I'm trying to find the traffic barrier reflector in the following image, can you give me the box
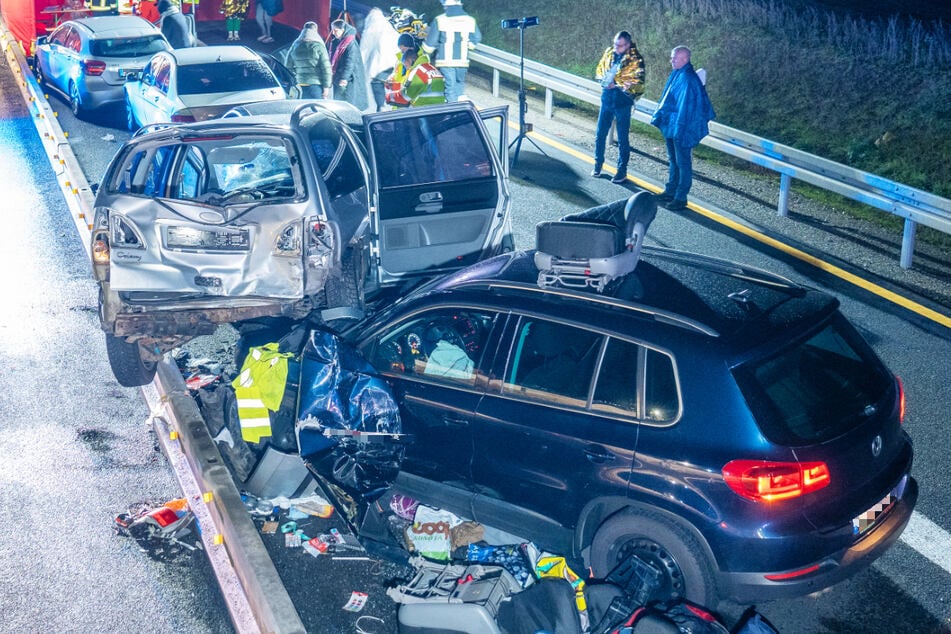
[169,430,179,440]
[213,534,224,546]
[203,491,214,503]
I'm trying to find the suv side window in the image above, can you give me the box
[644,347,679,421]
[370,110,494,187]
[367,308,496,385]
[591,337,680,422]
[504,318,602,406]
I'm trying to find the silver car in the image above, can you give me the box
[124,45,286,131]
[91,100,513,387]
[33,15,170,117]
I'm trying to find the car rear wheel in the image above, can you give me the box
[68,81,84,118]
[34,65,46,89]
[589,510,717,607]
[126,100,139,132]
[105,333,157,387]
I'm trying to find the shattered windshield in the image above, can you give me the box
[109,135,302,205]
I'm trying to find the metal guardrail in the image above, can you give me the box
[1,20,305,634]
[470,44,951,269]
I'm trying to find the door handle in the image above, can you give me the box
[415,202,443,214]
[584,445,616,464]
[442,416,469,428]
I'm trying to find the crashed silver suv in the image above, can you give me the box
[91,100,512,387]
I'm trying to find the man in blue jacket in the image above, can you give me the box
[651,46,715,211]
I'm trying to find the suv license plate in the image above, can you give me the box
[166,226,250,251]
[852,488,898,536]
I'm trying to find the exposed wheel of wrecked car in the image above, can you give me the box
[321,248,365,323]
[589,510,717,607]
[105,333,157,387]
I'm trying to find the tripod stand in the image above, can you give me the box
[504,17,547,168]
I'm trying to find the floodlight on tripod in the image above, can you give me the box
[501,16,547,168]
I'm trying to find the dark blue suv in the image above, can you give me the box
[292,195,917,607]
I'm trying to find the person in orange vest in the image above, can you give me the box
[384,34,427,108]
[398,48,446,106]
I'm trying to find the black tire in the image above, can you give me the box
[589,510,718,607]
[322,247,365,323]
[68,81,84,118]
[105,333,157,387]
[126,99,139,133]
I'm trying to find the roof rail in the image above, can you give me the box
[476,279,721,338]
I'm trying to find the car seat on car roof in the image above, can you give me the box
[535,192,657,292]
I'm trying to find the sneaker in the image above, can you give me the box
[655,191,675,203]
[257,34,268,41]
[666,199,688,210]
[261,36,275,43]
[590,167,602,177]
[611,172,628,184]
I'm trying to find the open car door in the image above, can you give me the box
[363,103,512,288]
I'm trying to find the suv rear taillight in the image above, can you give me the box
[723,460,830,502]
[171,111,196,123]
[82,60,106,76]
[897,377,905,424]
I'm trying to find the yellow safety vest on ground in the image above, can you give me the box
[232,343,293,444]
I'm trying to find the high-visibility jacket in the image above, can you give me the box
[232,343,293,443]
[422,8,480,68]
[384,51,430,107]
[400,61,446,106]
[85,0,119,13]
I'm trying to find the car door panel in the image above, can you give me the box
[471,317,640,528]
[359,307,503,487]
[363,104,511,286]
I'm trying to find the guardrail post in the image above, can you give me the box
[778,173,791,217]
[492,69,500,97]
[545,88,553,119]
[901,219,917,269]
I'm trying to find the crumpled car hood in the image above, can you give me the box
[296,330,404,500]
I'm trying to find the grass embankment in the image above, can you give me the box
[368,0,951,246]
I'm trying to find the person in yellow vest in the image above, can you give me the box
[399,48,446,106]
[384,34,426,108]
[85,0,119,14]
[220,0,249,41]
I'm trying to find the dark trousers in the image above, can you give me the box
[664,138,694,201]
[594,88,633,173]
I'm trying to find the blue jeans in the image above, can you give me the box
[664,138,693,200]
[299,84,323,99]
[440,67,468,102]
[594,88,633,172]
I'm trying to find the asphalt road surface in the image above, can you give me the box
[0,44,233,633]
[6,22,950,633]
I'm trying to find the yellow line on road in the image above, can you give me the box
[516,127,951,330]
